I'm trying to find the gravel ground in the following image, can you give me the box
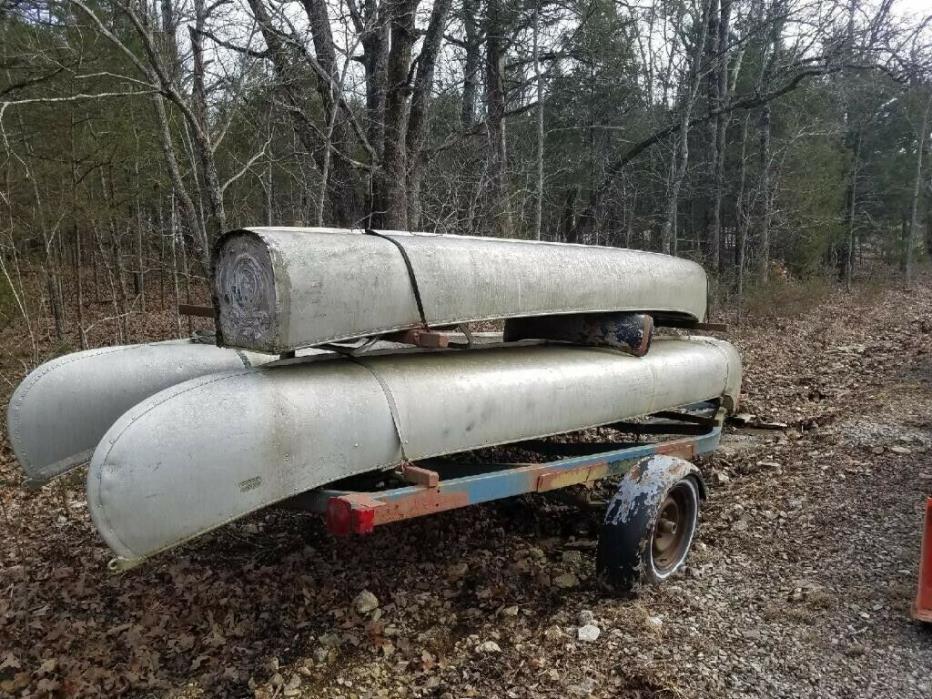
[1,278,931,697]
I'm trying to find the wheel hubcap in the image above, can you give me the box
[652,485,693,574]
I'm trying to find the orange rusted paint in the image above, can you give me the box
[913,497,932,623]
[372,488,471,525]
[326,493,385,535]
[536,462,609,492]
[656,439,697,460]
[396,463,440,488]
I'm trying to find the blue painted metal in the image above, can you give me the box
[303,402,725,533]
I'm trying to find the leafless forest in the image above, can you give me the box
[0,0,930,353]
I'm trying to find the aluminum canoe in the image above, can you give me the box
[87,336,741,567]
[6,339,275,485]
[211,227,709,353]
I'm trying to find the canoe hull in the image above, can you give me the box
[212,228,709,352]
[88,337,740,564]
[6,340,273,484]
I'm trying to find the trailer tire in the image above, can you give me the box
[597,455,704,592]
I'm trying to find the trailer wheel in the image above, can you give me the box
[597,455,704,591]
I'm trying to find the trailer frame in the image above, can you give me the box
[294,401,725,536]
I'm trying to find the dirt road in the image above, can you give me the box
[1,279,931,697]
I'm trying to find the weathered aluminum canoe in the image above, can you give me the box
[88,336,740,566]
[212,227,709,353]
[6,339,275,485]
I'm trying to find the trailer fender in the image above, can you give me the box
[597,455,706,590]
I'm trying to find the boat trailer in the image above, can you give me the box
[294,401,725,590]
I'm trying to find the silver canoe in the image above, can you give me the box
[212,227,709,353]
[6,339,275,485]
[88,337,740,566]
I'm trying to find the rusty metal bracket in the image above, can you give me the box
[326,493,385,536]
[395,463,440,488]
[536,461,609,492]
[383,328,450,348]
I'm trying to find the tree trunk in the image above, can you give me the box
[302,0,360,225]
[757,108,773,281]
[360,0,390,170]
[70,99,86,349]
[905,92,930,283]
[704,0,720,267]
[461,0,481,129]
[532,0,544,241]
[661,0,712,254]
[845,131,860,291]
[485,0,512,237]
[375,0,420,229]
[189,0,226,239]
[708,0,731,273]
[406,0,453,229]
[758,0,784,283]
[735,114,750,321]
[246,0,327,219]
[148,0,205,265]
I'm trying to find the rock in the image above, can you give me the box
[476,640,501,653]
[561,550,584,565]
[577,610,595,626]
[713,470,731,485]
[527,547,546,560]
[568,678,597,696]
[553,572,579,589]
[270,673,284,687]
[319,632,342,648]
[354,590,379,615]
[283,674,302,696]
[890,446,912,455]
[577,624,600,642]
[647,615,663,629]
[845,642,866,657]
[313,647,329,663]
[543,625,564,641]
[502,606,520,617]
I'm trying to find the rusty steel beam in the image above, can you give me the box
[312,408,724,535]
